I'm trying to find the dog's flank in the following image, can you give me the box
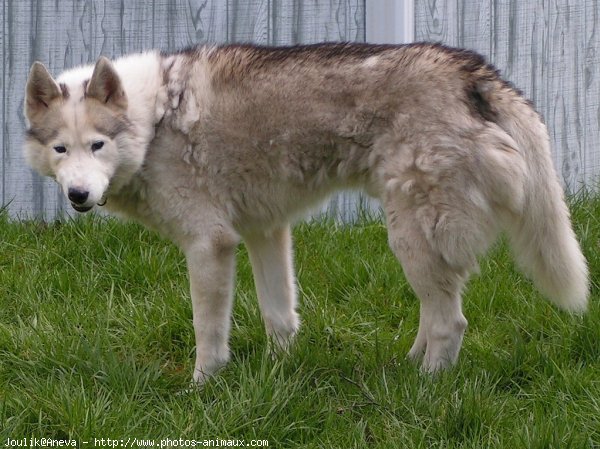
[23,42,589,384]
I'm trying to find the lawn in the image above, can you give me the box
[0,196,599,448]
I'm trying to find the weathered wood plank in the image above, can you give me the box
[187,0,229,44]
[290,0,364,43]
[584,0,600,187]
[5,0,71,219]
[546,1,586,188]
[228,0,271,44]
[1,0,5,207]
[457,0,492,54]
[415,0,459,45]
[269,1,298,45]
[108,1,153,54]
[149,0,231,50]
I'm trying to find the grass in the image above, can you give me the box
[0,196,599,448]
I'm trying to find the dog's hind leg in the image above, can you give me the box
[386,210,470,373]
[245,225,300,351]
[184,228,240,385]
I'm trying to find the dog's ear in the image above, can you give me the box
[86,56,127,110]
[25,62,62,121]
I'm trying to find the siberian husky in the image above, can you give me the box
[24,43,589,384]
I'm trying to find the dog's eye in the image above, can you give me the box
[53,145,67,154]
[91,141,104,151]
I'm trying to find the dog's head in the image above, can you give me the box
[24,57,141,213]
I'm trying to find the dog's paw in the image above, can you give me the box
[265,311,300,356]
[193,352,230,385]
[407,336,426,362]
[420,355,453,374]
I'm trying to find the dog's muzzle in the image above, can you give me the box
[71,203,93,213]
[67,187,97,213]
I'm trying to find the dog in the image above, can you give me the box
[23,42,589,384]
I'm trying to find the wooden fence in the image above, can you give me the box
[2,1,599,220]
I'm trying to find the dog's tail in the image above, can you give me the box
[483,82,589,312]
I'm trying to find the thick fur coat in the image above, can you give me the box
[24,42,589,383]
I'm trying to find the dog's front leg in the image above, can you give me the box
[244,225,300,351]
[184,231,239,385]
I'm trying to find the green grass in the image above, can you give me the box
[0,196,599,448]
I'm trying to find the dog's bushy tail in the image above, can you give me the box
[488,84,589,312]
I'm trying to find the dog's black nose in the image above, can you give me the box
[68,188,89,205]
